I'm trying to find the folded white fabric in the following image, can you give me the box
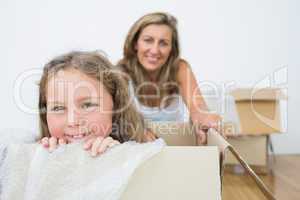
[0,138,165,200]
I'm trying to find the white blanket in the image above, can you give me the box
[0,139,165,200]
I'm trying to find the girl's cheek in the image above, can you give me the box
[47,115,65,138]
[88,115,112,137]
[48,126,64,138]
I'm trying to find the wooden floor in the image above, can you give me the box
[222,155,300,200]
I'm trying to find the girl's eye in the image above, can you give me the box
[81,102,99,110]
[50,106,65,112]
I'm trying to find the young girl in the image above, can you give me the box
[39,51,157,156]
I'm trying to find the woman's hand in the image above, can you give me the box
[83,136,120,157]
[191,112,223,144]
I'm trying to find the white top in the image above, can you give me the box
[128,81,189,122]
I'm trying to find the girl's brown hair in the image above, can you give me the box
[39,51,148,143]
[118,12,181,107]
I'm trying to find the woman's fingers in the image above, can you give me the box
[196,129,207,145]
[194,113,226,138]
[144,130,157,142]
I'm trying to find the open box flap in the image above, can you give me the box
[207,129,276,200]
[230,88,287,101]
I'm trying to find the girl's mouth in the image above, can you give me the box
[65,133,89,141]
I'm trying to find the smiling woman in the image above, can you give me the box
[135,24,172,75]
[118,12,222,144]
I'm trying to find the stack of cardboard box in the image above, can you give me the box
[224,88,287,174]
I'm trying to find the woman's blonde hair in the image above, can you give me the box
[118,12,181,107]
[39,51,147,143]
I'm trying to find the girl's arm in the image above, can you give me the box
[176,60,222,143]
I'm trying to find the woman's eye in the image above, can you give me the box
[160,41,169,47]
[144,38,153,43]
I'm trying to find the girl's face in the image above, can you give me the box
[46,69,113,143]
[135,24,172,76]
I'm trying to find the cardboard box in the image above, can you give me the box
[146,122,197,146]
[224,88,286,174]
[124,122,276,200]
[121,146,221,200]
[230,88,286,135]
[146,122,270,173]
[225,136,268,166]
[224,135,270,174]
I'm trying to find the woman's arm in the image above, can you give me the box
[176,60,210,118]
[176,60,222,143]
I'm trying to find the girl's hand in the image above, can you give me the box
[191,112,223,144]
[83,136,120,157]
[40,137,66,152]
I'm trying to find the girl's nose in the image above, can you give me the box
[67,109,80,127]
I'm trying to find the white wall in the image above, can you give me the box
[0,0,298,154]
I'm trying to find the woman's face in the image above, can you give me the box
[46,69,114,143]
[135,24,172,75]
